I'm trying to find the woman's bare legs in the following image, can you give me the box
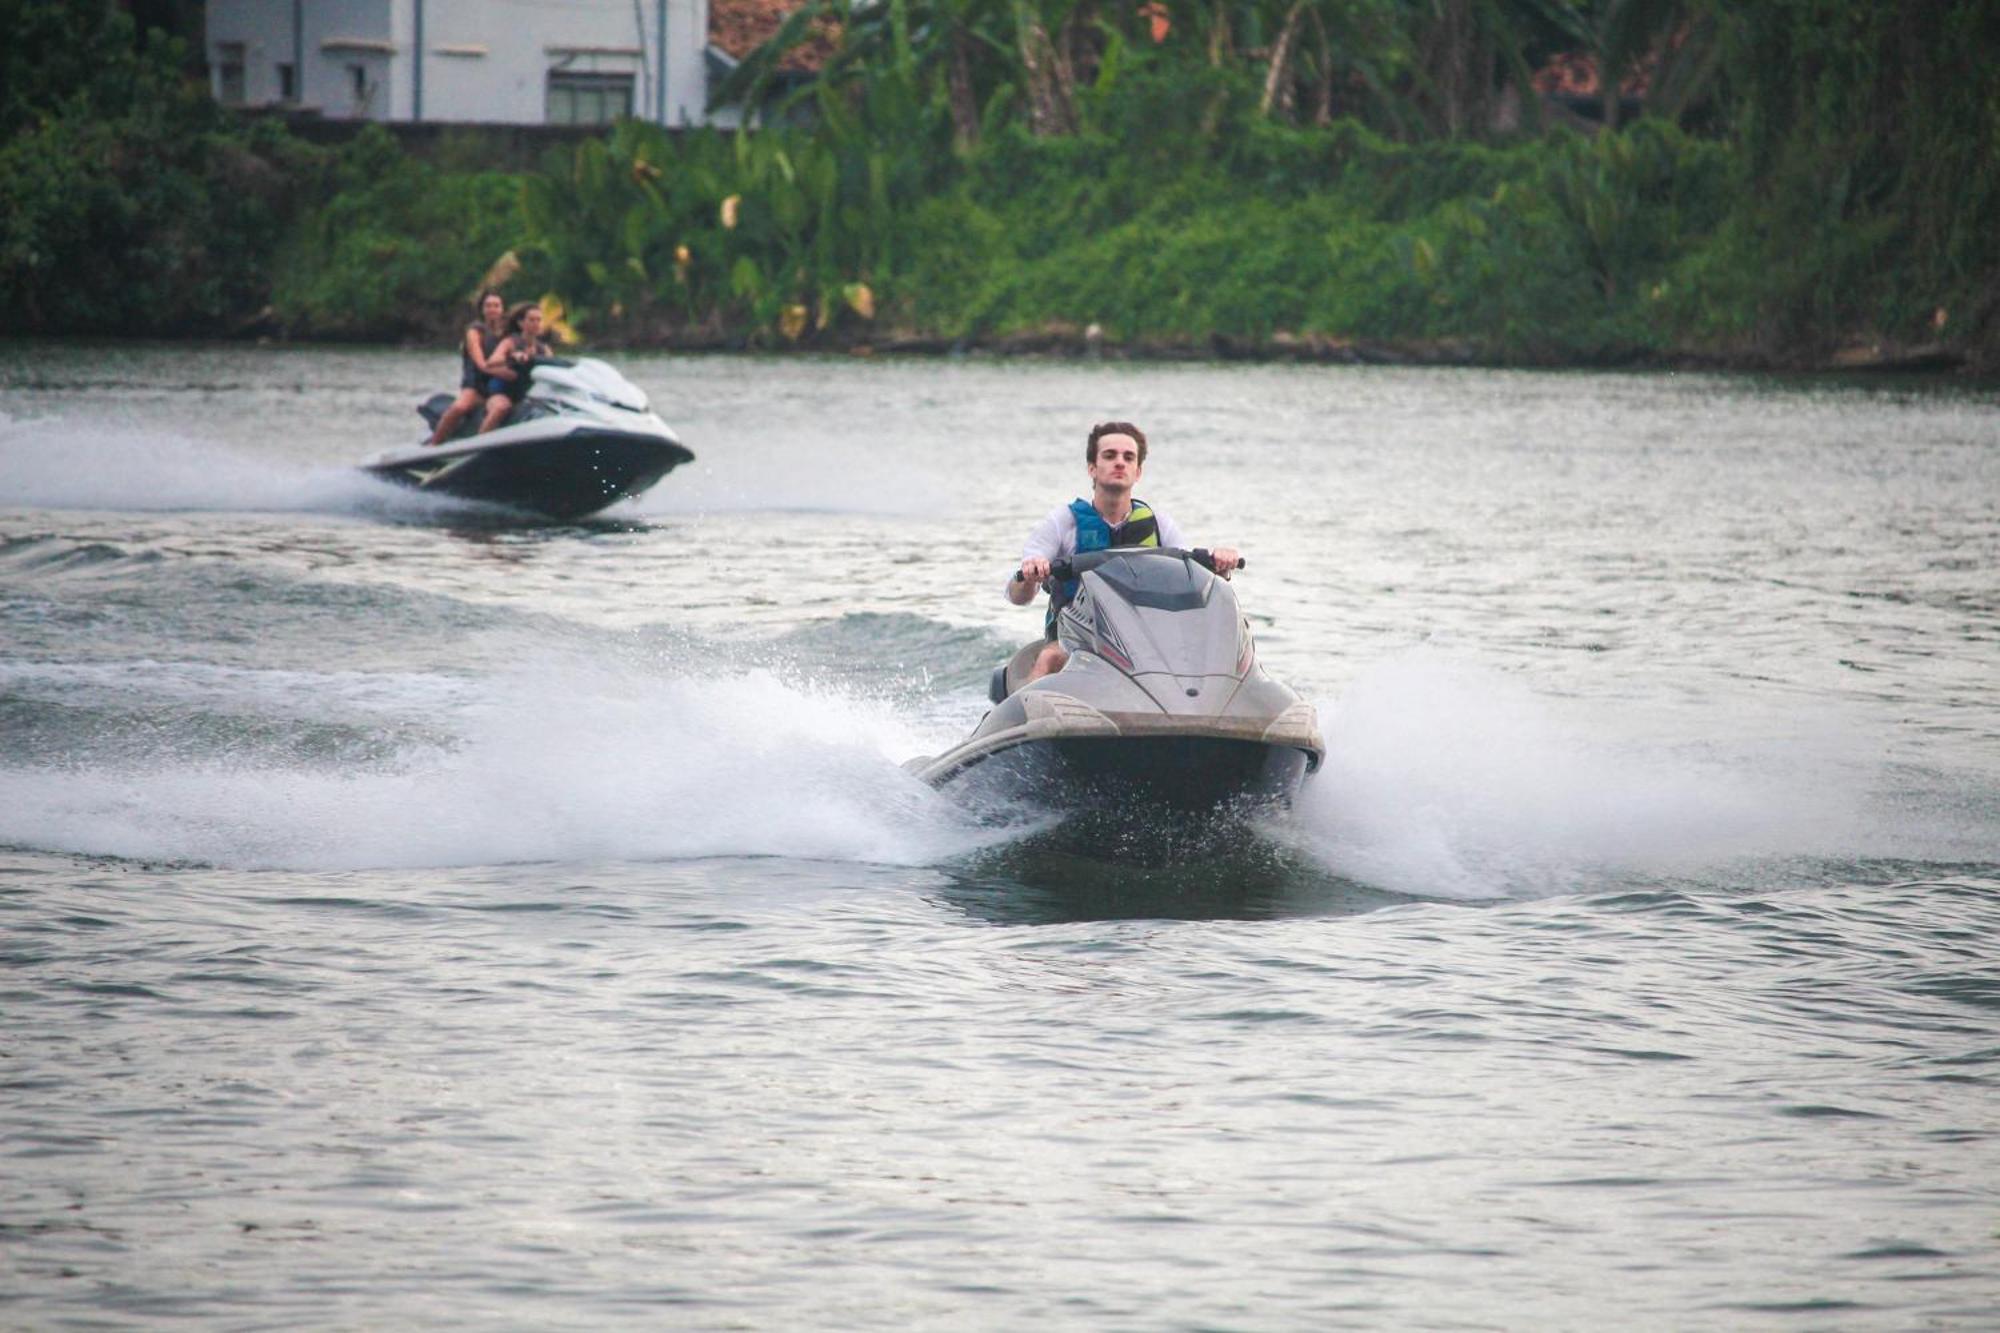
[427,387,485,445]
[477,393,516,434]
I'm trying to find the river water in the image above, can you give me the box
[2,344,1996,1328]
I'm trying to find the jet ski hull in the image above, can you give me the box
[941,733,1312,814]
[364,428,693,520]
[909,549,1324,855]
[369,359,694,520]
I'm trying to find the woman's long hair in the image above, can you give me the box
[504,301,544,338]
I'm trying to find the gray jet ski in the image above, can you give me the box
[907,547,1324,816]
[362,357,693,520]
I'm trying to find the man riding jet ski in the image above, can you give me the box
[1006,421,1241,682]
[906,422,1323,814]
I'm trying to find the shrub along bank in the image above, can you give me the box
[0,4,313,335]
[286,110,1956,372]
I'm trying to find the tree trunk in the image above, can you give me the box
[1016,4,1077,136]
[1065,2,1101,91]
[1421,0,1474,138]
[1473,18,1494,134]
[1259,1,1308,120]
[889,0,915,83]
[1447,0,1469,138]
[1199,3,1234,138]
[1052,9,1080,115]
[948,26,980,149]
[1308,6,1335,125]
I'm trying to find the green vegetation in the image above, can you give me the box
[888,112,1733,361]
[270,127,522,340]
[0,2,521,340]
[5,0,1997,370]
[0,1,313,334]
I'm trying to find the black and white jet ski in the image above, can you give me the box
[907,547,1325,818]
[361,357,694,520]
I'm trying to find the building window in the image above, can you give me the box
[217,42,245,104]
[277,63,297,102]
[348,63,374,111]
[547,71,633,125]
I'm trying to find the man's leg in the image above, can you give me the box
[1025,642,1068,681]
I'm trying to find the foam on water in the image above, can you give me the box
[0,415,475,519]
[6,636,1988,892]
[0,656,472,717]
[1284,648,1987,899]
[0,643,992,871]
[1,583,1988,890]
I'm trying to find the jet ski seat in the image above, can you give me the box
[416,392,456,430]
[989,640,1047,704]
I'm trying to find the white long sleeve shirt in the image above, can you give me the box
[1006,500,1187,599]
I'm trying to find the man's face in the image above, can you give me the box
[1089,434,1143,493]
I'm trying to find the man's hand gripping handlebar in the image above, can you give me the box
[1013,547,1244,587]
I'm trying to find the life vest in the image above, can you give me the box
[1071,497,1159,553]
[1047,497,1159,632]
[460,324,503,389]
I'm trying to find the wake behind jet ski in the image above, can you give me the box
[361,357,693,521]
[907,547,1325,820]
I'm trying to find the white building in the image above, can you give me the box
[206,0,732,126]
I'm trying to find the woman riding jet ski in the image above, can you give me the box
[361,324,693,521]
[906,546,1325,815]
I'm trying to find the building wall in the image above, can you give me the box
[207,0,300,109]
[207,0,716,126]
[316,0,397,119]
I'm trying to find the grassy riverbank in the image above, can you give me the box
[6,2,1996,374]
[262,113,1985,375]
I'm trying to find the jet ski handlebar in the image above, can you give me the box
[1014,547,1243,583]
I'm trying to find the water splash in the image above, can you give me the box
[0,647,988,871]
[0,415,472,519]
[4,627,1989,888]
[1282,649,1946,900]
